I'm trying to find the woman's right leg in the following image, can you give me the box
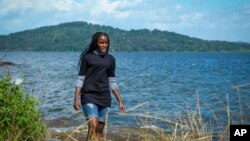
[96,106,108,140]
[82,103,99,141]
[87,118,99,141]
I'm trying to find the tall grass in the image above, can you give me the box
[47,87,247,141]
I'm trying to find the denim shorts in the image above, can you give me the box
[82,103,109,123]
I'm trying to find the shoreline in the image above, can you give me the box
[48,125,167,141]
[48,125,226,141]
[45,117,229,141]
[45,118,167,141]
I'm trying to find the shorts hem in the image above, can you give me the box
[86,114,98,119]
[86,116,106,123]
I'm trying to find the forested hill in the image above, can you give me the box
[0,21,250,52]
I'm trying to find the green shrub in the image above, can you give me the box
[0,76,46,141]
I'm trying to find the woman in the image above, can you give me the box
[74,32,125,141]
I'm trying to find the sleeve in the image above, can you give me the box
[78,55,88,75]
[76,75,85,88]
[108,77,118,90]
[108,57,118,90]
[107,57,115,77]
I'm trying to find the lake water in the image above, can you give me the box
[1,52,250,131]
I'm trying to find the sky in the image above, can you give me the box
[0,0,250,42]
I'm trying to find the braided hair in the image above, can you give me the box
[78,32,110,68]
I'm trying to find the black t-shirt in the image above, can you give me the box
[79,52,115,107]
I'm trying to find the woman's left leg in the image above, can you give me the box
[96,105,108,140]
[96,121,105,140]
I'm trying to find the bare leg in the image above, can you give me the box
[96,122,105,141]
[86,118,99,141]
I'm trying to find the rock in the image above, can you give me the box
[0,61,15,66]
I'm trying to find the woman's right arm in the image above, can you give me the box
[74,86,81,110]
[74,55,87,110]
[74,75,85,110]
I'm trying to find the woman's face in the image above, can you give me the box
[97,35,109,53]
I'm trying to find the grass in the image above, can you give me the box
[48,79,250,141]
[46,88,248,141]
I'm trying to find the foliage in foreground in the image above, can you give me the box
[0,76,46,141]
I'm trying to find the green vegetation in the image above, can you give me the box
[0,21,250,52]
[0,76,46,141]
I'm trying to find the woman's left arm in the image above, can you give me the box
[108,57,125,112]
[112,89,125,113]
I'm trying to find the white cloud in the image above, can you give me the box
[117,0,144,9]
[90,0,143,19]
[90,0,120,16]
[0,0,85,17]
[175,4,182,11]
[32,0,85,13]
[0,0,32,17]
[53,0,75,12]
[179,12,204,25]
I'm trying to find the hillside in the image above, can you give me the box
[0,21,250,52]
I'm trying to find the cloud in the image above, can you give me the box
[179,12,204,25]
[0,0,249,42]
[0,0,31,17]
[90,0,118,16]
[0,0,85,17]
[53,0,77,12]
[175,4,183,11]
[0,0,87,29]
[243,5,250,15]
[0,0,145,34]
[90,0,143,19]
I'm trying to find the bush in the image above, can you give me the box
[0,76,46,141]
